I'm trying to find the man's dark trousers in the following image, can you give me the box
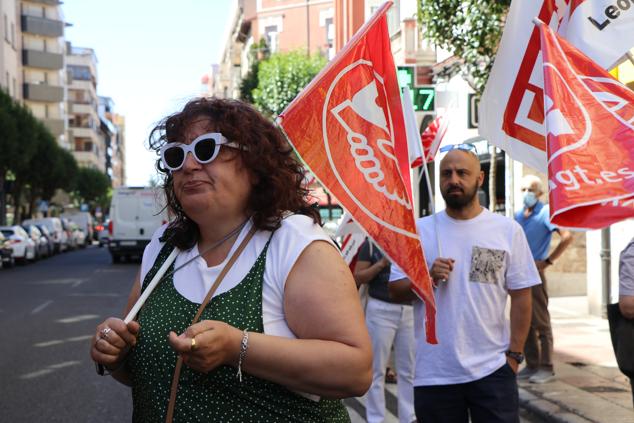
[413,363,519,423]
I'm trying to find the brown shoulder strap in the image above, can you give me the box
[165,226,257,423]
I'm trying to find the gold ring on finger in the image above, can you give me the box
[191,337,197,351]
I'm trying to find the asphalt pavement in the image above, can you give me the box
[0,245,136,422]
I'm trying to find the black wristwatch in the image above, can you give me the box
[505,350,524,364]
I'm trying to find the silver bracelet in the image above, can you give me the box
[236,329,249,382]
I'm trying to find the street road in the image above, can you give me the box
[0,246,136,422]
[0,246,542,422]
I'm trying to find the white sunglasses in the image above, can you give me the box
[160,132,241,171]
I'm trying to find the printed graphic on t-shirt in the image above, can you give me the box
[469,246,506,285]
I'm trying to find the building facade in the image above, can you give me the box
[66,44,104,171]
[0,0,21,100]
[20,0,68,148]
[208,0,335,99]
[110,113,126,188]
[98,96,126,187]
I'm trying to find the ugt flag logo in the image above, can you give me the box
[326,61,412,213]
[278,2,437,343]
[480,0,634,172]
[537,21,634,229]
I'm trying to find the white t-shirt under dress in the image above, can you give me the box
[140,214,333,339]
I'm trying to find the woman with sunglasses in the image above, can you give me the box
[90,97,372,422]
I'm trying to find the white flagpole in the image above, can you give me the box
[124,248,179,324]
[402,87,443,258]
[418,150,443,258]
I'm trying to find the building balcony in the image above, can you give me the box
[23,82,64,103]
[416,47,437,67]
[73,151,104,172]
[69,80,97,99]
[69,102,97,115]
[21,15,64,38]
[42,118,65,136]
[26,0,63,5]
[69,126,99,141]
[22,49,64,70]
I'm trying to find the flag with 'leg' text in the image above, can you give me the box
[480,0,634,173]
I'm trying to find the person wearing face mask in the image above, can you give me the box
[514,174,573,384]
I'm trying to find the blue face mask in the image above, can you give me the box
[523,191,538,208]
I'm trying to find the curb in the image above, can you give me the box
[519,387,594,423]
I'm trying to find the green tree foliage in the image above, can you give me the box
[419,0,511,210]
[252,50,326,116]
[0,88,82,222]
[75,167,110,207]
[0,92,17,225]
[419,0,510,97]
[239,38,271,104]
[239,61,261,104]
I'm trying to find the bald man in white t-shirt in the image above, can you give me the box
[389,145,540,423]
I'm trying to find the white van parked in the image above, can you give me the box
[108,187,168,263]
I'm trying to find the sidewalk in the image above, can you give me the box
[519,296,634,423]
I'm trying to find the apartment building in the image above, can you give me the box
[20,0,68,148]
[0,0,20,99]
[66,44,104,171]
[110,113,126,188]
[210,0,335,99]
[98,96,126,187]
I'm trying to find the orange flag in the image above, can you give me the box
[538,21,634,229]
[278,2,436,343]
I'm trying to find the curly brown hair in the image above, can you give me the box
[148,97,320,250]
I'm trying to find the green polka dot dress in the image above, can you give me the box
[127,240,351,422]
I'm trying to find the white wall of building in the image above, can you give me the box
[586,221,633,315]
[0,0,20,99]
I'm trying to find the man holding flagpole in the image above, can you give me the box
[389,145,540,423]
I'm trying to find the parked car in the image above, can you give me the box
[0,232,15,268]
[61,218,77,250]
[22,217,66,253]
[69,223,87,248]
[62,211,94,244]
[35,224,55,256]
[0,226,36,263]
[108,187,168,263]
[21,224,49,259]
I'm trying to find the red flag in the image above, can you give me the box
[537,21,634,229]
[414,114,448,167]
[335,212,366,272]
[480,0,634,173]
[278,2,436,343]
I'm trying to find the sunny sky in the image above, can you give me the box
[62,0,234,186]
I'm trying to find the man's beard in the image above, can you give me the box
[441,182,479,210]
